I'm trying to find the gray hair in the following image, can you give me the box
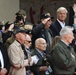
[57,7,68,13]
[60,26,74,37]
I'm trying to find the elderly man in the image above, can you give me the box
[24,34,34,75]
[32,13,53,53]
[30,38,53,75]
[8,29,31,75]
[24,34,32,51]
[51,26,76,75]
[50,7,68,37]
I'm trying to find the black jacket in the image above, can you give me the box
[32,23,53,53]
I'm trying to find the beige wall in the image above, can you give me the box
[0,0,19,22]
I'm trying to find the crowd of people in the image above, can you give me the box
[0,4,76,75]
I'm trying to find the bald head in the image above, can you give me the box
[15,32,26,44]
[35,38,47,51]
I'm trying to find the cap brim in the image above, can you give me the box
[14,29,26,35]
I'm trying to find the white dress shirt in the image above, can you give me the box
[57,19,65,28]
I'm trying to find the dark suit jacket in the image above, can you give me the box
[30,49,53,75]
[0,42,10,75]
[51,40,76,74]
[50,20,67,37]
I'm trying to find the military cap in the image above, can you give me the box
[14,28,27,35]
[40,13,51,19]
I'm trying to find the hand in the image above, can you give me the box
[74,72,76,74]
[42,18,51,24]
[0,68,7,75]
[39,66,48,71]
[73,4,76,15]
[8,23,14,31]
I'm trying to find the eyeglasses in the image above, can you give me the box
[26,40,32,43]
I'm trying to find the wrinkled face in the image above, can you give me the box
[24,37,32,48]
[25,40,32,48]
[15,32,26,44]
[65,32,74,44]
[37,40,47,51]
[57,10,67,22]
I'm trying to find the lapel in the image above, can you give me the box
[33,49,45,66]
[55,20,62,33]
[35,49,43,58]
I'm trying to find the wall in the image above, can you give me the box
[20,0,76,24]
[0,0,19,22]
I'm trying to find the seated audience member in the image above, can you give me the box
[51,26,76,75]
[0,42,10,75]
[8,29,31,75]
[30,38,53,75]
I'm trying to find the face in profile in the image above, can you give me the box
[15,32,26,44]
[45,18,52,29]
[38,39,47,51]
[65,32,74,44]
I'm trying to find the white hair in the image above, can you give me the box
[60,26,74,37]
[57,7,68,13]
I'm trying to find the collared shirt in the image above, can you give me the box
[36,48,44,57]
[61,40,69,46]
[57,19,65,28]
[0,50,4,68]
